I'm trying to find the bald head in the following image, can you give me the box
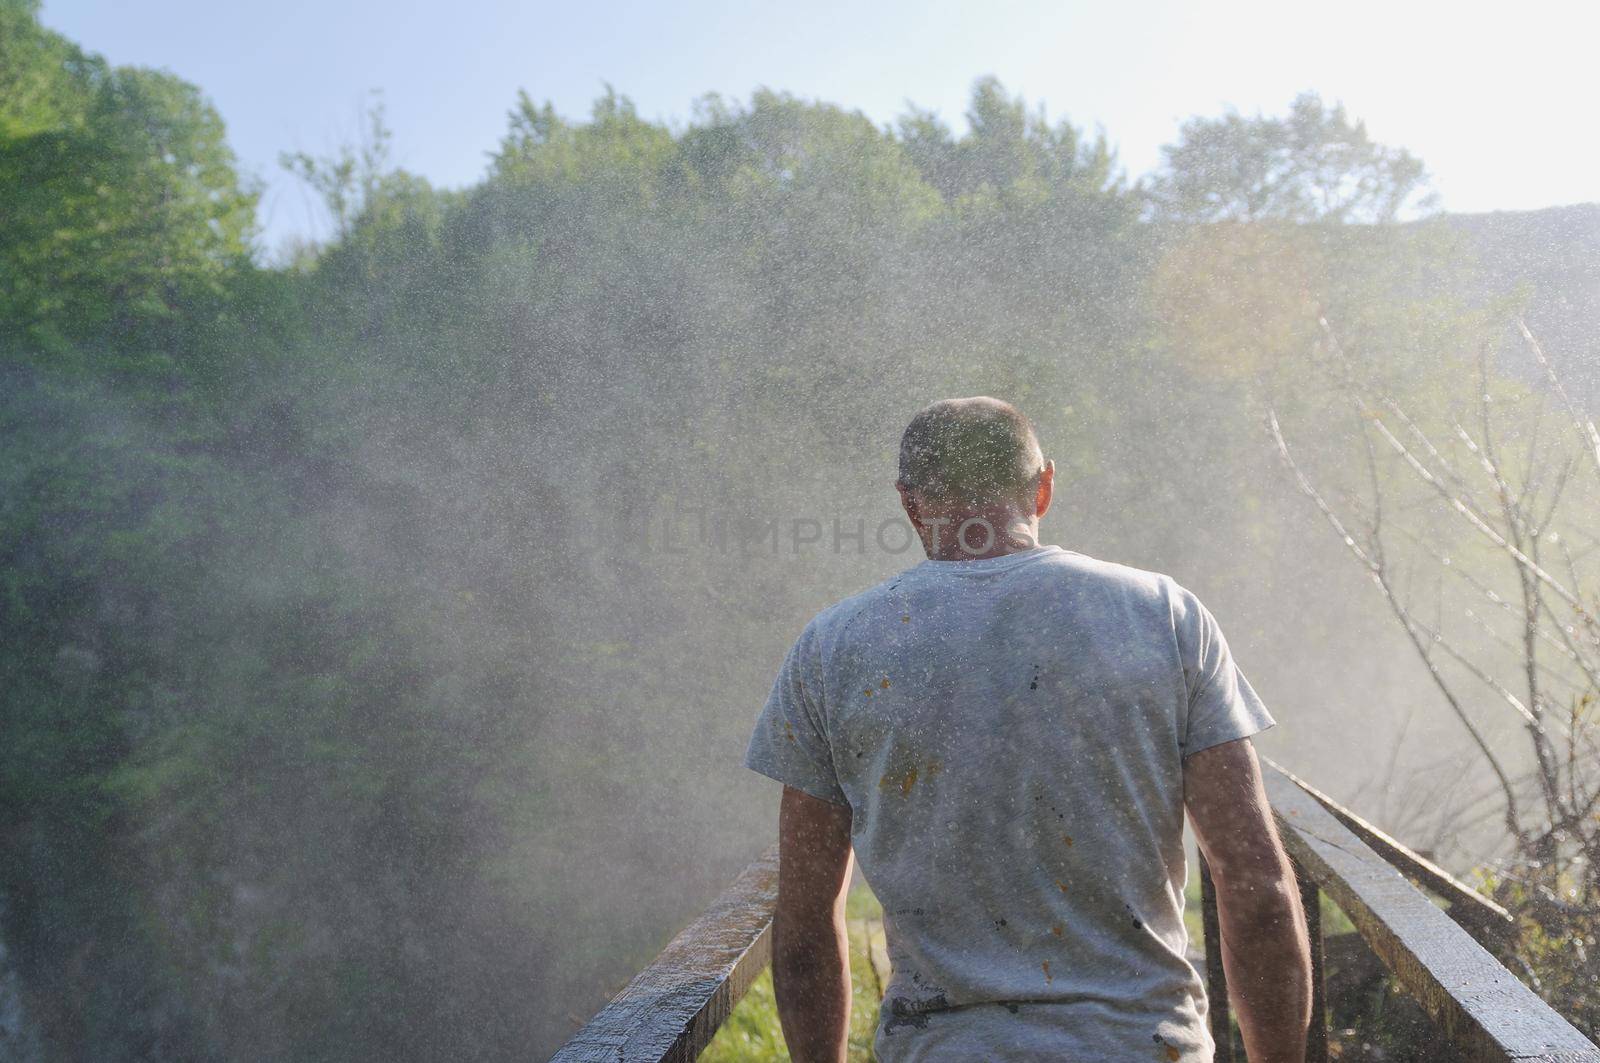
[896,397,1045,507]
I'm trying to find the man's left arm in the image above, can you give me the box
[773,784,854,1063]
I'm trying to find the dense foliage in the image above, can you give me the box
[2,3,1592,1058]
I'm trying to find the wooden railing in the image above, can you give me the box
[552,761,1599,1062]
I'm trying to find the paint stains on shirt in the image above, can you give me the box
[879,759,943,796]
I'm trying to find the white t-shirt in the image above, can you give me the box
[744,545,1275,1062]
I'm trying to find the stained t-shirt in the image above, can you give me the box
[743,545,1275,1062]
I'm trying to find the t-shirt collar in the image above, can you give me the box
[914,544,1059,572]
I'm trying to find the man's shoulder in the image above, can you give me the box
[801,568,914,642]
[1039,548,1182,601]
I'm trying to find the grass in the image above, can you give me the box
[702,886,885,1062]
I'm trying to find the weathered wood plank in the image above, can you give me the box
[1263,763,1598,1062]
[1266,757,1515,943]
[549,846,779,1063]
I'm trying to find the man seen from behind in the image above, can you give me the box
[743,397,1313,1061]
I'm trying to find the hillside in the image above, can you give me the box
[1447,203,1600,401]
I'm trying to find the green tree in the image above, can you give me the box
[897,75,1120,208]
[1144,91,1434,224]
[279,92,396,243]
[0,3,256,358]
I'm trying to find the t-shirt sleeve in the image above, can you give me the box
[1174,585,1276,756]
[743,620,849,806]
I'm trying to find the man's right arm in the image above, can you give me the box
[1184,736,1312,1063]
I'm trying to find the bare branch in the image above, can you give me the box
[1369,412,1584,611]
[1402,612,1558,737]
[1519,318,1600,482]
[1384,519,1595,679]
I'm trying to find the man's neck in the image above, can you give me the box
[920,509,1041,561]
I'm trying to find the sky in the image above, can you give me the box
[40,0,1600,257]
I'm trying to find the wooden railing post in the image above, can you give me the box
[1198,852,1235,1063]
[1265,760,1515,949]
[551,846,779,1062]
[1295,856,1329,1063]
[1261,762,1599,1062]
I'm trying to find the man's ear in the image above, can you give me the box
[1035,460,1055,519]
[896,482,921,528]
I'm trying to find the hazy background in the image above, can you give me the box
[4,1,1598,1060]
